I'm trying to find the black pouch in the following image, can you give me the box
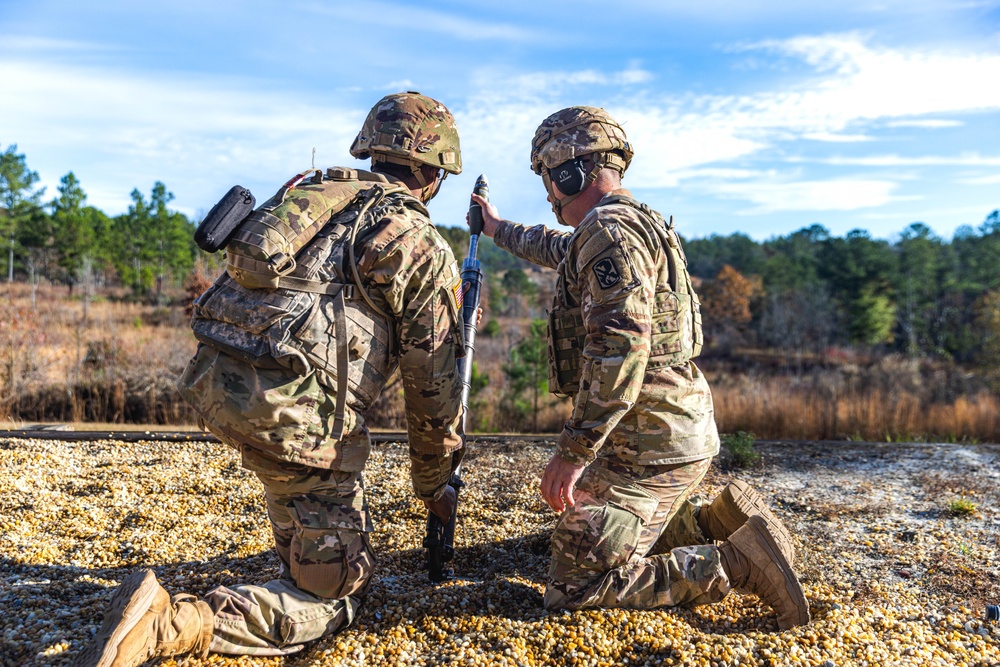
[194,186,256,252]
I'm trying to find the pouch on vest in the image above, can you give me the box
[547,306,586,396]
[194,186,256,253]
[224,167,404,290]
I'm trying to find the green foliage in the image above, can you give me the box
[436,225,468,262]
[5,144,1000,363]
[0,145,46,279]
[482,319,502,338]
[0,144,44,226]
[498,268,539,317]
[722,431,761,468]
[685,214,1000,360]
[111,182,196,298]
[464,361,492,431]
[686,232,767,279]
[849,287,897,346]
[946,496,977,517]
[500,319,549,432]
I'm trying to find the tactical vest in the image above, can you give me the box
[547,195,704,395]
[190,168,417,440]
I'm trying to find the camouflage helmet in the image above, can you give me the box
[350,91,462,175]
[530,106,632,175]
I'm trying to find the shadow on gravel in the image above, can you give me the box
[0,551,275,667]
[0,531,556,666]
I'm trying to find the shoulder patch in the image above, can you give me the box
[593,257,622,289]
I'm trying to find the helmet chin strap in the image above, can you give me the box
[374,156,445,202]
[412,165,446,202]
[410,163,430,199]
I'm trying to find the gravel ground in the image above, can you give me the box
[0,435,998,667]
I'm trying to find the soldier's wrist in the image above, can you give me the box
[493,220,515,249]
[556,431,595,466]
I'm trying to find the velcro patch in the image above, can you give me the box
[593,257,622,289]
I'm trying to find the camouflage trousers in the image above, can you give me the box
[202,449,375,656]
[545,455,731,610]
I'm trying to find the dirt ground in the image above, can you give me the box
[0,435,998,666]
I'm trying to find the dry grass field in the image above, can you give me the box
[2,281,999,445]
[0,435,998,667]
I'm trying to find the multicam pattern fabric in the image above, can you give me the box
[226,170,405,289]
[493,189,720,467]
[350,91,462,174]
[529,106,633,175]
[544,457,729,609]
[178,184,464,501]
[203,453,370,655]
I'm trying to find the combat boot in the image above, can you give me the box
[74,569,213,667]
[718,515,810,630]
[698,480,796,565]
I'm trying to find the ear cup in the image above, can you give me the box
[550,157,587,196]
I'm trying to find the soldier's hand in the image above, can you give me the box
[540,452,586,513]
[468,194,501,238]
[424,483,457,523]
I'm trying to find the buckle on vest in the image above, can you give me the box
[270,253,296,276]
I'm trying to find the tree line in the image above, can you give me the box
[441,210,1000,367]
[5,142,998,367]
[0,144,197,300]
[686,215,1000,365]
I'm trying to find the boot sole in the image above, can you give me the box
[714,481,795,566]
[741,515,810,630]
[73,570,160,667]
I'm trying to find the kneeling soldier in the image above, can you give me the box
[76,91,467,666]
[469,106,810,629]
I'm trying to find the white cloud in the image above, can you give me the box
[959,173,1000,185]
[0,59,362,215]
[0,35,118,53]
[581,35,1000,210]
[713,178,910,214]
[459,33,1000,209]
[4,26,998,229]
[748,32,1000,124]
[415,34,1000,222]
[801,132,874,142]
[792,154,1000,166]
[300,2,542,42]
[469,66,656,104]
[885,119,964,128]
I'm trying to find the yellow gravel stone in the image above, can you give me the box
[0,437,998,666]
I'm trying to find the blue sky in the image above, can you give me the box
[1,1,998,242]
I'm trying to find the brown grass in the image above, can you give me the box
[710,366,1000,442]
[1,280,997,442]
[0,282,198,424]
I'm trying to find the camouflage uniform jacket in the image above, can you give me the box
[179,186,464,501]
[494,188,720,467]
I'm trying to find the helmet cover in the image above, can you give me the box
[350,91,462,175]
